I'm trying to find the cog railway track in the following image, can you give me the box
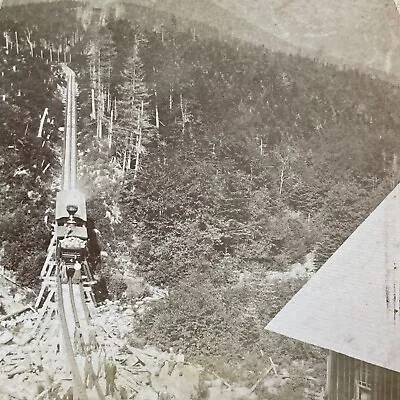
[37,64,106,399]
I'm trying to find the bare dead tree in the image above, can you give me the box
[155,90,160,129]
[14,31,19,54]
[24,28,34,57]
[279,157,289,196]
[133,101,144,181]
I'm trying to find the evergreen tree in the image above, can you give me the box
[114,38,155,176]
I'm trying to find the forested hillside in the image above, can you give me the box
[2,2,400,398]
[0,3,85,284]
[75,8,400,396]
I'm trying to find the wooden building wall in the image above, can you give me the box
[327,351,400,400]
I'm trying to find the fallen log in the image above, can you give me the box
[249,357,278,394]
[34,380,62,400]
[7,365,31,379]
[249,365,274,394]
[0,305,33,322]
[0,273,37,295]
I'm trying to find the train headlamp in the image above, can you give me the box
[66,205,78,216]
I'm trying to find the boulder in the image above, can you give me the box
[123,308,134,316]
[0,330,13,344]
[280,368,290,378]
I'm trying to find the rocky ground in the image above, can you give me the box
[0,257,326,400]
[0,268,200,399]
[0,269,269,399]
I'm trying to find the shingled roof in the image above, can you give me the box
[266,184,400,373]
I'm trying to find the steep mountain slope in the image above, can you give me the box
[213,0,400,80]
[3,0,400,80]
[122,0,295,51]
[102,0,400,81]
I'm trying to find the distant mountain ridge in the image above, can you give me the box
[212,0,400,81]
[117,0,297,53]
[113,0,400,82]
[3,0,400,82]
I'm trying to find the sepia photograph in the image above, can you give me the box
[0,0,400,399]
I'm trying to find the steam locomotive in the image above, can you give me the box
[55,189,88,281]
